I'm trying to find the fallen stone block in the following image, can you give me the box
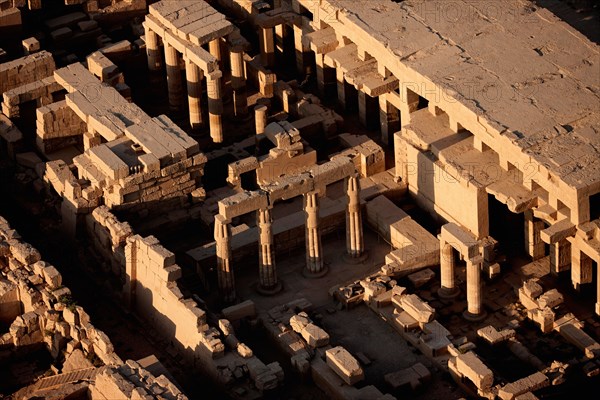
[477,325,516,345]
[222,300,256,321]
[325,346,364,385]
[536,289,563,309]
[498,372,549,400]
[455,352,493,390]
[300,323,329,348]
[400,294,435,323]
[407,269,435,288]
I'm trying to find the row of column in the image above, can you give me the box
[214,175,365,302]
[145,27,248,144]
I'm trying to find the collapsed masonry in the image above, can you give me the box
[0,216,186,399]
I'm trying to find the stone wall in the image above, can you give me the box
[1,76,62,118]
[85,205,132,278]
[36,99,87,154]
[0,50,55,94]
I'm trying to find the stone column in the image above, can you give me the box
[207,71,224,143]
[185,59,203,129]
[209,38,222,62]
[164,42,183,110]
[215,215,235,303]
[304,191,325,276]
[464,258,485,321]
[257,207,279,292]
[345,174,364,259]
[255,104,268,135]
[550,239,571,275]
[230,48,247,117]
[438,243,460,298]
[259,27,275,68]
[144,24,162,71]
[524,210,545,260]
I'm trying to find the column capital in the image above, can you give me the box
[207,70,223,81]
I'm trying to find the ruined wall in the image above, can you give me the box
[124,234,211,360]
[1,76,62,118]
[0,216,121,366]
[36,99,87,154]
[0,50,55,94]
[89,361,186,400]
[85,206,132,278]
[0,215,189,398]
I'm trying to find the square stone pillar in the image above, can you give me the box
[185,59,203,129]
[379,95,401,146]
[550,239,571,275]
[524,210,545,260]
[571,249,593,290]
[260,27,275,68]
[293,23,309,77]
[164,42,183,110]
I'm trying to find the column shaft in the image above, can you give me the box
[209,38,222,61]
[346,175,364,258]
[304,192,324,273]
[438,243,459,298]
[258,208,277,289]
[145,25,162,71]
[215,216,235,302]
[185,59,203,129]
[164,42,183,110]
[207,72,224,143]
[255,105,268,135]
[466,260,483,317]
[230,49,248,117]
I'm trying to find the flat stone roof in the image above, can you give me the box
[316,0,600,189]
[149,0,235,46]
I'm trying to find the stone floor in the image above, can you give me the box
[235,228,463,399]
